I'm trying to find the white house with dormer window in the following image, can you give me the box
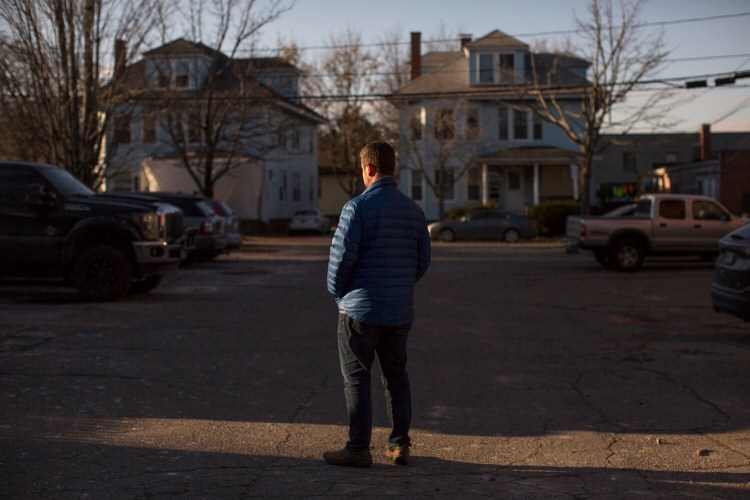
[391,30,589,220]
[105,38,325,230]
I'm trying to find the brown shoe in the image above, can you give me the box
[323,448,372,468]
[385,445,409,466]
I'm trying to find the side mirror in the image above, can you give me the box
[25,186,58,210]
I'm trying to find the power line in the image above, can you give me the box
[711,95,750,125]
[288,81,750,103]
[248,11,750,54]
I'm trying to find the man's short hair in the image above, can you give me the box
[360,141,395,176]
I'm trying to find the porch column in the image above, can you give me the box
[481,163,489,205]
[570,163,579,200]
[533,163,540,205]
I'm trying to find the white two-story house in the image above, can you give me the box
[391,30,590,220]
[105,38,325,231]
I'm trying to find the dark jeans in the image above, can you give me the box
[337,313,412,452]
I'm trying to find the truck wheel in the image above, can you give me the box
[73,246,133,301]
[503,228,520,243]
[593,249,611,268]
[129,275,163,294]
[609,239,644,272]
[438,228,456,242]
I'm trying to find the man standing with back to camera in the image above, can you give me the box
[324,141,431,468]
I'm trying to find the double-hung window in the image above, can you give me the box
[478,53,516,84]
[513,109,528,140]
[467,167,481,201]
[436,169,455,201]
[174,61,190,88]
[292,172,301,201]
[466,108,479,139]
[499,107,543,141]
[410,108,423,141]
[114,113,131,144]
[479,54,495,83]
[411,169,423,201]
[435,108,454,140]
[143,112,157,143]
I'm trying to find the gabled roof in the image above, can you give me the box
[144,38,223,59]
[466,30,528,51]
[110,39,325,124]
[392,29,589,99]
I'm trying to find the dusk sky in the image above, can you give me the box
[252,0,750,133]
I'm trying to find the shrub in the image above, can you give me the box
[530,199,581,236]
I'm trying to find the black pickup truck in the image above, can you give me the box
[0,161,191,301]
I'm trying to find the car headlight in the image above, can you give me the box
[133,211,160,240]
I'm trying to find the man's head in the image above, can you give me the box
[360,141,395,188]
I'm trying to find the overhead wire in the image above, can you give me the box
[246,11,750,54]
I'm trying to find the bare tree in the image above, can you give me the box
[373,27,410,147]
[140,0,293,197]
[402,97,482,220]
[522,0,669,214]
[0,0,162,188]
[304,27,381,198]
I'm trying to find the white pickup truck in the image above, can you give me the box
[565,194,747,271]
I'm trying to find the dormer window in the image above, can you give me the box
[156,71,170,88]
[476,52,520,84]
[479,54,494,83]
[175,62,190,88]
[152,61,191,89]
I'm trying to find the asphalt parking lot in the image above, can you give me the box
[1,237,749,498]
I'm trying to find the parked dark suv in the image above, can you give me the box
[144,193,228,262]
[711,221,750,322]
[0,162,190,301]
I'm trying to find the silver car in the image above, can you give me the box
[289,208,330,235]
[428,209,538,243]
[208,198,242,249]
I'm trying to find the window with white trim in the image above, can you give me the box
[466,108,479,139]
[175,62,190,88]
[143,112,157,143]
[499,107,542,141]
[436,169,455,201]
[467,167,481,201]
[410,108,423,141]
[434,108,454,140]
[114,113,131,144]
[292,172,301,201]
[279,170,287,201]
[187,111,201,144]
[477,52,518,84]
[411,169,423,201]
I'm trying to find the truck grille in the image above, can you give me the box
[157,205,185,243]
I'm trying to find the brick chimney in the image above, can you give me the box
[114,39,127,81]
[700,123,711,161]
[410,32,421,80]
[460,33,472,51]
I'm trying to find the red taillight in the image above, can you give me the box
[200,221,214,235]
[579,223,587,237]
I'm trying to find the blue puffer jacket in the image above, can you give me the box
[327,177,431,326]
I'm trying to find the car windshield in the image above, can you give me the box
[39,167,94,197]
